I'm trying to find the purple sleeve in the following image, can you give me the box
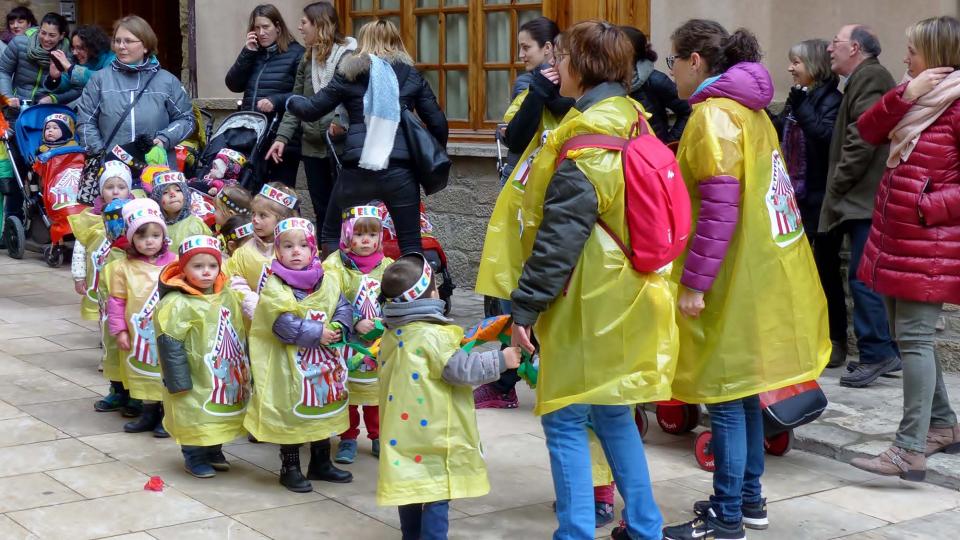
[332,295,354,342]
[107,296,127,335]
[272,312,325,348]
[681,175,741,292]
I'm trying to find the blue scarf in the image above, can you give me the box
[358,55,400,171]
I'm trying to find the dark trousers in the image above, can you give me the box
[811,232,849,344]
[322,164,422,255]
[264,150,301,189]
[302,156,335,232]
[818,219,897,363]
[398,500,449,540]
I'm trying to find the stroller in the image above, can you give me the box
[325,132,456,315]
[1,104,84,267]
[193,111,277,193]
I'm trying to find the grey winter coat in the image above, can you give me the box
[0,33,72,103]
[76,57,194,166]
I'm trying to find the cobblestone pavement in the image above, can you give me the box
[0,253,956,539]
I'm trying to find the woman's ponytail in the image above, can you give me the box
[719,28,762,71]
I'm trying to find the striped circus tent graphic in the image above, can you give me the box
[206,307,250,412]
[295,310,347,411]
[128,287,160,375]
[87,239,112,302]
[766,150,804,247]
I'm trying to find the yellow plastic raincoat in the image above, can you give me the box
[322,252,393,406]
[670,96,830,404]
[99,259,125,385]
[224,237,273,293]
[518,94,679,416]
[243,274,349,444]
[156,269,251,446]
[167,215,210,252]
[377,322,489,506]
[476,90,561,299]
[68,209,125,321]
[111,257,170,401]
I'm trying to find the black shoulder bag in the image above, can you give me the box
[398,68,451,196]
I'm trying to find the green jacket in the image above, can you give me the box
[820,57,896,232]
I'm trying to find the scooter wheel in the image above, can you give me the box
[43,244,64,268]
[635,406,649,440]
[695,430,716,472]
[4,215,25,259]
[764,430,794,456]
[656,403,701,434]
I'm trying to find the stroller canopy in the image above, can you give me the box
[14,104,82,165]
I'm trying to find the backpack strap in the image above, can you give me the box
[556,134,627,167]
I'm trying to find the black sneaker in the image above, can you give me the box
[693,499,768,530]
[662,508,745,540]
[839,357,902,388]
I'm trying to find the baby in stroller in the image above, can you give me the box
[37,113,80,154]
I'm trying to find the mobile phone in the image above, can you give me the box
[50,54,66,71]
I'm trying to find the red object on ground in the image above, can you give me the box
[144,476,165,491]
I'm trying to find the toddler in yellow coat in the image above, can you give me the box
[378,254,521,538]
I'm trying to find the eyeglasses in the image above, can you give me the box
[831,39,850,46]
[666,55,686,70]
[113,38,142,48]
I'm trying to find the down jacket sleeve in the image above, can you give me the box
[413,74,448,146]
[0,38,18,99]
[442,349,505,386]
[857,84,913,147]
[76,72,106,153]
[158,334,192,393]
[224,47,257,93]
[680,176,741,292]
[273,312,325,348]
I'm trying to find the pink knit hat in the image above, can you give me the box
[122,198,167,243]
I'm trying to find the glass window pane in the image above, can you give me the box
[381,0,401,8]
[422,70,440,98]
[417,15,440,63]
[352,17,373,34]
[445,14,468,64]
[485,0,510,4]
[386,15,401,29]
[417,0,439,7]
[446,70,469,120]
[485,11,510,63]
[352,0,373,9]
[486,70,511,121]
[445,0,469,5]
[517,9,542,29]
[516,0,540,4]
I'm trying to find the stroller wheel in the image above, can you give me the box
[764,430,794,456]
[4,215,25,259]
[635,406,649,440]
[43,244,64,268]
[694,430,716,472]
[656,403,701,435]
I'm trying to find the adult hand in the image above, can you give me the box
[786,86,806,108]
[256,98,274,113]
[6,97,19,109]
[74,279,86,295]
[266,141,285,163]
[904,67,954,103]
[510,323,535,354]
[328,123,345,137]
[540,66,560,86]
[49,61,61,79]
[37,96,53,105]
[678,288,706,318]
[117,331,131,351]
[51,50,71,72]
[245,31,259,51]
[152,138,164,148]
[502,346,522,370]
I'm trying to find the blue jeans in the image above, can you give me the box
[398,500,449,540]
[706,395,765,524]
[541,404,662,540]
[843,219,897,363]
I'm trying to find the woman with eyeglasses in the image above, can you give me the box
[76,15,194,170]
[39,25,113,106]
[0,11,71,111]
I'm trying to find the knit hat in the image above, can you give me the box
[98,161,132,192]
[43,113,74,144]
[215,148,247,181]
[103,198,131,242]
[274,217,317,257]
[388,253,434,303]
[339,204,384,251]
[122,198,167,243]
[149,170,192,224]
[178,235,222,267]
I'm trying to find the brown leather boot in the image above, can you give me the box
[850,446,926,481]
[925,424,960,456]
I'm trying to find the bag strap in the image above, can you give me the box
[100,68,160,152]
[555,134,627,167]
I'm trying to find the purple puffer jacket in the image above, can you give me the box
[680,62,774,292]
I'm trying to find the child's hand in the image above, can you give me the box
[502,347,522,370]
[74,279,86,296]
[117,331,131,351]
[320,327,341,346]
[355,318,375,335]
[678,288,706,318]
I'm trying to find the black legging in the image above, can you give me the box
[320,164,421,255]
[302,156,335,232]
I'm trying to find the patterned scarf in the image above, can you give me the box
[25,31,68,69]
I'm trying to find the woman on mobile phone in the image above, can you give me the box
[225,4,305,188]
[0,11,70,112]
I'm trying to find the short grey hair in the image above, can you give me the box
[789,39,834,86]
[850,25,882,58]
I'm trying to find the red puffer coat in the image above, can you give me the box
[856,83,960,304]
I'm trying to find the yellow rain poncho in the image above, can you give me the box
[671,94,830,404]
[243,274,349,444]
[111,257,170,401]
[476,90,561,299]
[518,94,678,416]
[99,259,125,385]
[377,323,489,506]
[68,209,125,321]
[156,271,251,446]
[322,252,393,406]
[167,215,210,251]
[224,237,273,293]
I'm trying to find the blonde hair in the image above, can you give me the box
[252,182,299,220]
[356,19,413,64]
[303,1,344,64]
[907,16,960,69]
[114,15,158,57]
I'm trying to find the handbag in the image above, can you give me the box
[760,380,828,436]
[398,68,451,196]
[77,69,160,205]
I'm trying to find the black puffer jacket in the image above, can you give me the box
[629,63,691,143]
[224,41,305,116]
[285,52,448,165]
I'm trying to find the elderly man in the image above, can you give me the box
[820,24,898,388]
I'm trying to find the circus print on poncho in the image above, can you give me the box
[346,276,381,384]
[256,265,272,293]
[126,286,160,376]
[765,149,804,248]
[203,306,251,416]
[293,310,348,418]
[86,238,112,303]
[48,167,81,211]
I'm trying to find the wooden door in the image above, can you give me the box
[76,0,182,76]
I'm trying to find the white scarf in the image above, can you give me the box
[311,37,357,94]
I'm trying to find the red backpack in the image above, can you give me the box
[557,122,691,273]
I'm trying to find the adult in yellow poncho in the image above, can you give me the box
[155,236,250,478]
[243,217,354,492]
[509,23,677,540]
[661,21,829,540]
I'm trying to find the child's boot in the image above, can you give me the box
[121,398,142,418]
[182,446,216,478]
[371,438,380,458]
[307,439,353,483]
[152,405,170,438]
[208,445,230,472]
[279,445,313,493]
[94,381,128,412]
[123,402,160,433]
[334,439,357,464]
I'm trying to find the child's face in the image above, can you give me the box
[183,253,220,290]
[43,122,62,143]
[213,200,234,227]
[276,230,311,270]
[350,230,379,257]
[133,223,164,258]
[160,185,185,217]
[101,177,130,205]
[251,202,280,242]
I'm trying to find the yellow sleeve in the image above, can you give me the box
[683,105,745,182]
[155,293,193,341]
